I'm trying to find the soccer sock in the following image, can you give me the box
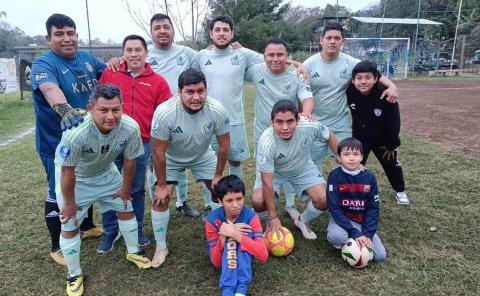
[151,209,169,250]
[118,217,139,254]
[45,201,62,252]
[283,183,296,208]
[79,206,95,231]
[202,183,213,207]
[300,200,323,224]
[229,164,243,179]
[255,210,269,221]
[60,233,82,277]
[175,170,188,207]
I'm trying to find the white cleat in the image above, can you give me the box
[294,216,317,240]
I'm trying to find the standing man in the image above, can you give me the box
[56,84,152,296]
[303,23,399,172]
[97,35,172,253]
[149,68,230,268]
[31,13,105,266]
[245,38,314,220]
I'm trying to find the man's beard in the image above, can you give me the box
[213,40,231,50]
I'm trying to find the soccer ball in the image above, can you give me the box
[341,238,374,268]
[264,227,294,257]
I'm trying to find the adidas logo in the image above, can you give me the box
[65,249,78,256]
[83,147,94,153]
[150,60,158,66]
[258,79,265,86]
[155,227,166,233]
[172,126,184,133]
[312,72,320,78]
[205,60,212,66]
[276,153,286,160]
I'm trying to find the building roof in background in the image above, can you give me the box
[351,17,442,25]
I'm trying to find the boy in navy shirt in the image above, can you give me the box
[346,60,409,205]
[327,138,387,262]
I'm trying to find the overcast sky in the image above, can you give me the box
[2,0,379,43]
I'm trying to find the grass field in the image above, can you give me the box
[0,86,479,295]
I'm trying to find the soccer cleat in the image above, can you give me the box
[176,201,200,217]
[66,274,84,296]
[138,232,151,247]
[97,232,121,254]
[201,205,213,222]
[80,225,104,239]
[152,248,169,269]
[294,216,317,240]
[50,249,67,266]
[126,250,152,269]
[285,205,300,220]
[395,191,410,205]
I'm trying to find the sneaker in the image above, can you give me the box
[285,205,300,220]
[294,216,317,240]
[97,232,121,254]
[66,274,84,296]
[138,232,151,247]
[201,205,213,222]
[80,225,104,239]
[152,248,169,269]
[126,250,152,269]
[50,249,66,266]
[395,191,410,205]
[176,202,200,217]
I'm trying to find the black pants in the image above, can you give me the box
[361,143,405,192]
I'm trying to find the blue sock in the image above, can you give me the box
[151,209,169,250]
[283,183,296,208]
[118,217,139,254]
[229,164,243,179]
[300,200,323,223]
[176,170,188,207]
[202,183,212,207]
[60,233,82,277]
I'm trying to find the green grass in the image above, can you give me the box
[0,92,35,142]
[1,88,479,295]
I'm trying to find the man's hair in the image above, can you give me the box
[352,60,381,80]
[178,68,207,90]
[46,13,76,36]
[122,34,147,50]
[215,175,245,201]
[265,38,289,52]
[150,13,173,28]
[337,137,363,155]
[271,99,299,120]
[90,84,123,105]
[209,15,234,31]
[322,23,345,38]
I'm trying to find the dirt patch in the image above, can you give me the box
[397,80,480,157]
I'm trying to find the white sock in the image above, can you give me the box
[283,183,296,208]
[175,170,188,207]
[151,209,169,250]
[60,233,82,277]
[118,217,139,254]
[300,200,323,223]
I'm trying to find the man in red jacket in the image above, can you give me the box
[98,34,172,253]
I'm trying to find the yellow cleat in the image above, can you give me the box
[80,225,104,239]
[126,250,152,269]
[66,274,84,296]
[50,249,66,266]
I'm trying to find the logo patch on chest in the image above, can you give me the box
[231,55,239,65]
[374,108,382,117]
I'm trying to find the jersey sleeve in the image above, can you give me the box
[150,107,171,141]
[327,172,363,239]
[190,52,201,70]
[256,135,275,173]
[244,63,260,82]
[54,133,82,167]
[185,47,198,67]
[155,77,173,107]
[93,57,107,79]
[362,177,380,239]
[383,101,401,151]
[205,220,224,268]
[296,76,313,101]
[239,215,268,262]
[314,122,330,141]
[212,102,231,136]
[345,54,361,69]
[31,58,59,91]
[242,48,264,69]
[123,122,144,160]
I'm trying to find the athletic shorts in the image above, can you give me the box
[55,165,133,232]
[211,124,250,161]
[254,162,325,201]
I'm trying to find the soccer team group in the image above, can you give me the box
[31,12,410,296]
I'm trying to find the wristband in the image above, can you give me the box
[268,215,278,221]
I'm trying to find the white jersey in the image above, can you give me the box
[303,52,359,129]
[54,114,144,181]
[147,44,198,93]
[193,47,263,125]
[245,63,313,144]
[150,96,230,164]
[256,118,330,179]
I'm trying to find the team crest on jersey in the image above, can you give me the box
[374,108,382,117]
[339,68,349,79]
[350,103,356,110]
[364,185,371,192]
[85,62,94,73]
[204,121,214,134]
[231,55,239,65]
[176,55,185,65]
[281,84,292,95]
[301,137,309,148]
[101,144,110,155]
[59,146,70,158]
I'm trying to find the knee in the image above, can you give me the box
[251,192,265,212]
[373,246,388,262]
[117,211,135,220]
[311,192,327,210]
[327,229,348,246]
[61,229,79,239]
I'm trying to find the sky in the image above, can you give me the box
[1,0,380,44]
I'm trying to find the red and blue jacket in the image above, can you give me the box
[205,207,268,296]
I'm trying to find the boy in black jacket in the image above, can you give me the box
[346,61,409,205]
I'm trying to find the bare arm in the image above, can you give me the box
[59,166,79,225]
[152,138,170,208]
[286,59,309,81]
[261,172,282,232]
[300,97,315,121]
[39,82,68,107]
[213,132,230,188]
[327,130,339,154]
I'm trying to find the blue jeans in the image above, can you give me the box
[102,141,150,237]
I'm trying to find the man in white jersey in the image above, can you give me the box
[55,84,152,296]
[149,69,230,268]
[252,100,339,240]
[246,38,314,221]
[303,23,398,172]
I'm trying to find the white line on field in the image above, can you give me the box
[0,127,35,147]
[401,87,480,91]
